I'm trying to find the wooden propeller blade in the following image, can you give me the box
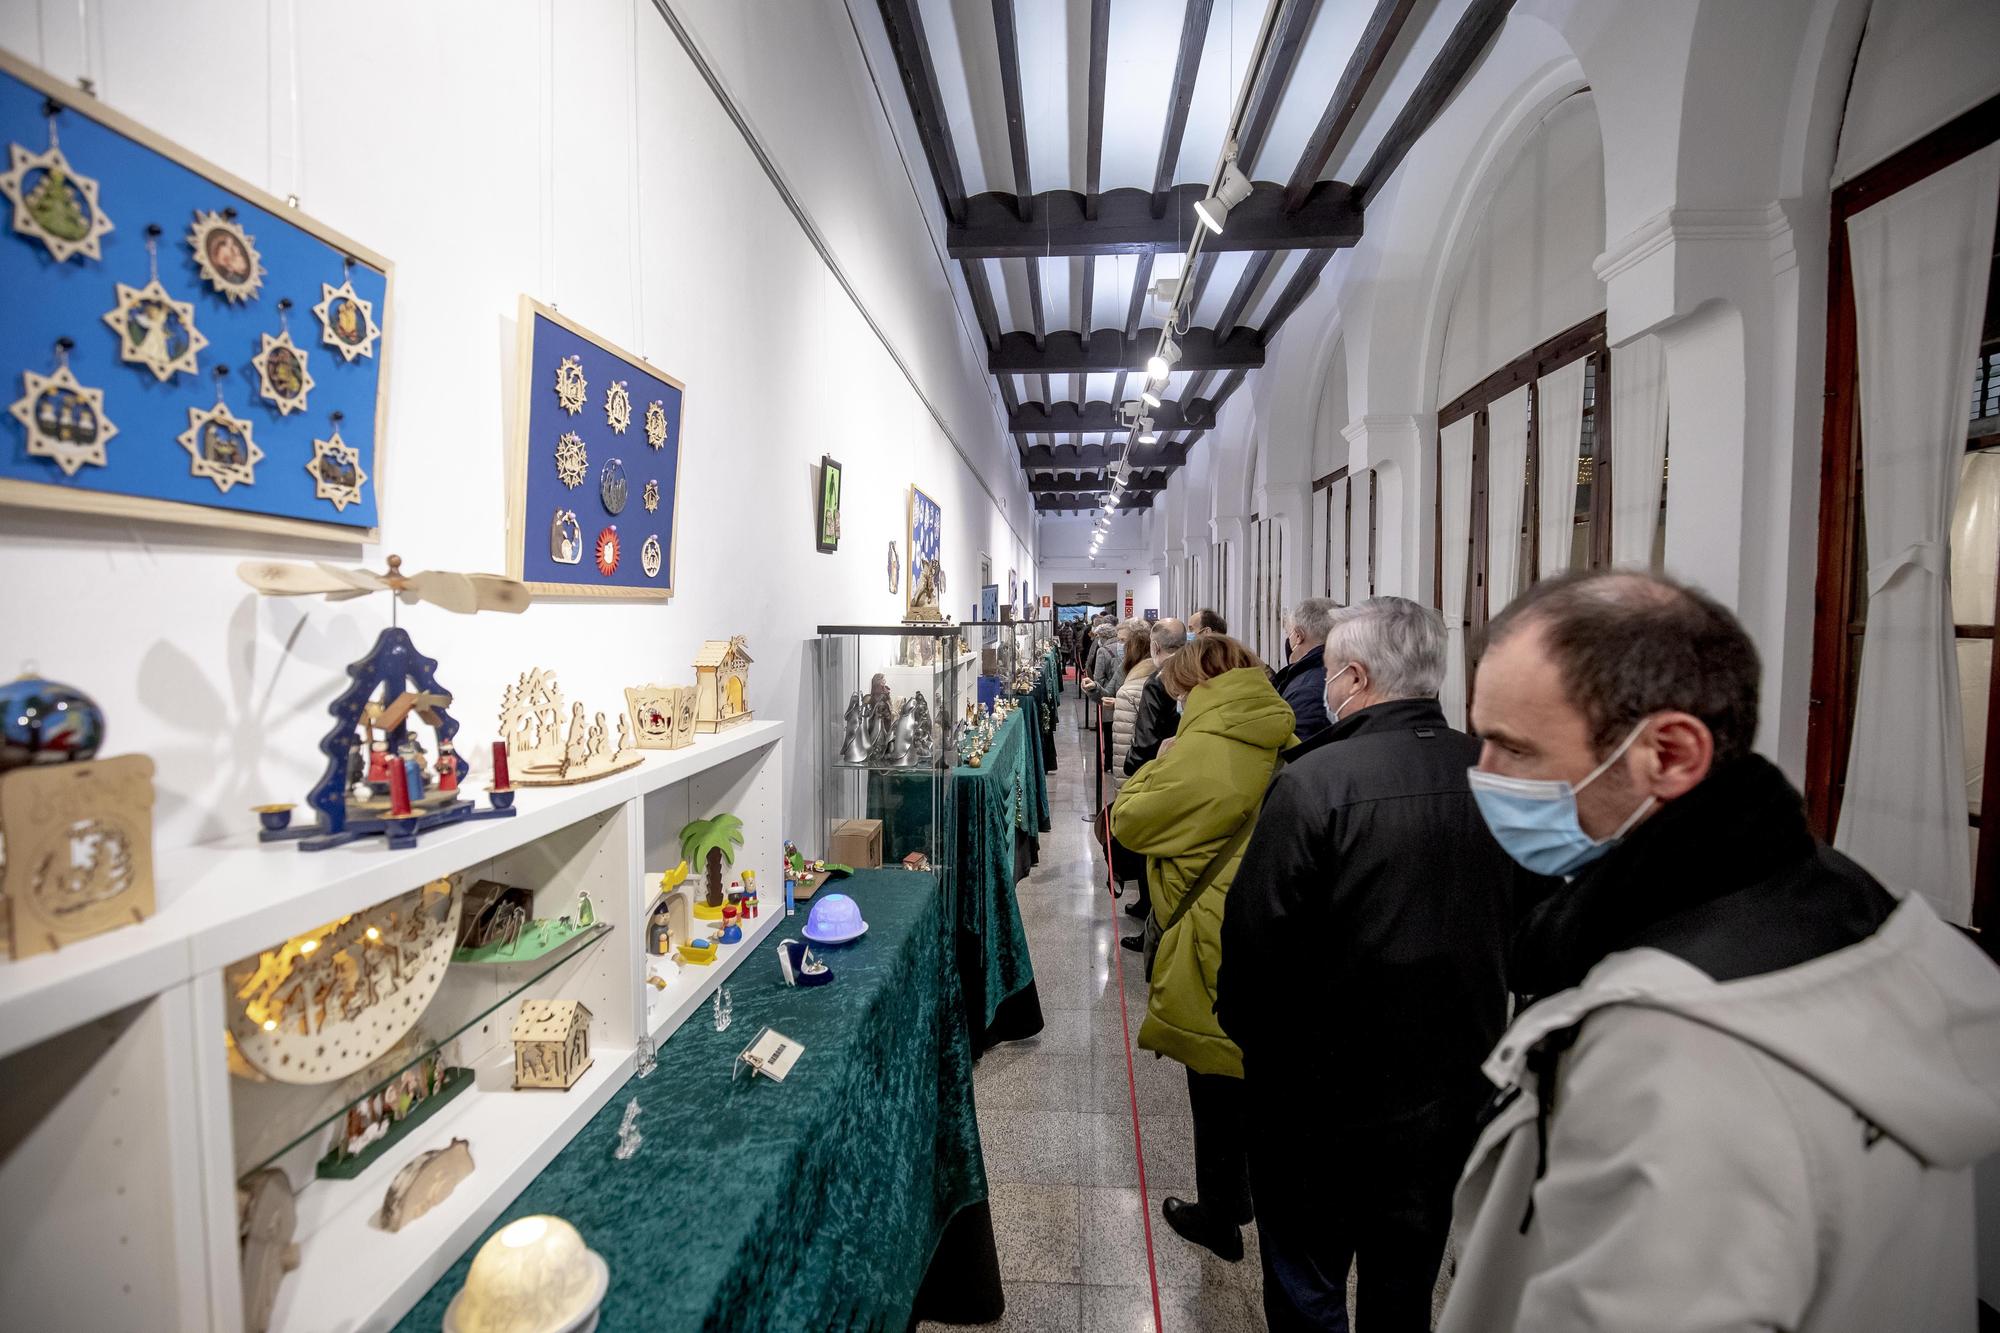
[468,575,530,614]
[236,560,361,597]
[398,571,480,615]
[314,562,390,592]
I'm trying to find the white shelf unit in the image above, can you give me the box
[0,720,785,1333]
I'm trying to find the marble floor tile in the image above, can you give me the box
[1078,1283,1262,1333]
[989,1183,1083,1285]
[1082,1111,1197,1192]
[915,1281,1083,1333]
[977,1107,1087,1186]
[974,1047,1090,1111]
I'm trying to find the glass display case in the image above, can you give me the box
[813,623,965,871]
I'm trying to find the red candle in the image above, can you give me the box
[491,740,512,789]
[387,760,412,816]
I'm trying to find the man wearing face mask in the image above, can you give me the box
[1440,571,2000,1333]
[1217,597,1544,1332]
[1270,596,1336,741]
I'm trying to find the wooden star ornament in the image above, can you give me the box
[0,140,113,262]
[103,278,207,382]
[312,278,380,362]
[9,364,117,476]
[251,329,314,415]
[304,429,368,511]
[187,210,264,303]
[178,402,264,493]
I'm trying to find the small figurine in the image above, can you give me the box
[612,1097,643,1161]
[712,986,733,1032]
[839,692,869,764]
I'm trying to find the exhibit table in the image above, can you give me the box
[1035,651,1062,771]
[393,868,999,1331]
[872,704,1047,1048]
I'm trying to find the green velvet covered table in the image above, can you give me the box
[1034,650,1062,771]
[870,704,1047,1047]
[393,868,996,1332]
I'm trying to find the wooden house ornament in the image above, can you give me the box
[693,637,753,733]
[625,683,697,750]
[512,998,594,1090]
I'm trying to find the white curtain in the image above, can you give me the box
[1329,477,1349,600]
[1440,416,1476,726]
[1835,141,2000,925]
[1537,358,1589,580]
[1352,471,1372,595]
[1610,335,1668,567]
[1487,386,1531,613]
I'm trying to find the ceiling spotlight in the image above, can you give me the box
[1195,159,1254,236]
[1137,416,1158,445]
[1140,385,1162,409]
[1145,336,1181,381]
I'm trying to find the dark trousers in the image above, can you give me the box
[1185,1069,1253,1225]
[1248,1085,1475,1333]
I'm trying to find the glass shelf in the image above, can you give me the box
[230,920,613,1179]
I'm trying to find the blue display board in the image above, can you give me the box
[906,484,942,616]
[510,297,683,598]
[0,52,388,537]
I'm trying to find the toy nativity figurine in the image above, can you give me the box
[692,636,753,732]
[320,1049,473,1180]
[238,556,526,850]
[679,812,745,917]
[499,668,642,786]
[839,693,870,764]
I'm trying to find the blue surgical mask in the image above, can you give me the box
[1467,720,1655,877]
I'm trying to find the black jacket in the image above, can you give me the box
[1122,673,1178,777]
[1270,643,1330,742]
[1218,697,1551,1125]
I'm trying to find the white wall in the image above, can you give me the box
[1834,0,2000,182]
[0,0,1034,857]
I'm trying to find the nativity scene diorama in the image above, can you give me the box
[237,556,528,851]
[499,668,643,786]
[693,636,753,732]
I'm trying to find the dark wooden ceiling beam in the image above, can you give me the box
[992,325,1265,374]
[1215,250,1277,339]
[1259,249,1335,340]
[1236,0,1322,171]
[990,0,1034,220]
[1085,0,1111,216]
[1030,469,1174,493]
[1023,439,1193,470]
[1151,0,1215,215]
[950,180,1359,258]
[1283,0,1420,210]
[1035,489,1162,511]
[1352,0,1516,207]
[876,0,970,223]
[1011,398,1220,435]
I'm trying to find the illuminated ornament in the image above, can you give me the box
[595,526,620,576]
[554,432,587,488]
[251,327,314,415]
[642,478,659,513]
[645,399,667,448]
[605,380,631,434]
[104,278,206,383]
[0,127,113,263]
[186,209,263,303]
[305,426,368,512]
[179,399,264,494]
[550,508,582,564]
[312,275,381,362]
[554,355,587,414]
[641,534,662,579]
[9,361,116,477]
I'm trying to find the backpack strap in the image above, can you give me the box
[1159,749,1289,936]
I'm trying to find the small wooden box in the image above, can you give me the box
[0,754,156,959]
[829,818,883,869]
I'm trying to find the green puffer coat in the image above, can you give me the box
[1110,666,1294,1077]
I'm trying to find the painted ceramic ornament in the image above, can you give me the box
[312,277,381,362]
[605,379,632,434]
[305,426,368,512]
[0,674,106,771]
[179,399,264,493]
[550,509,582,564]
[251,328,314,415]
[0,134,113,263]
[554,432,587,488]
[645,399,667,448]
[104,278,206,382]
[642,478,659,513]
[187,209,263,303]
[641,534,662,578]
[9,362,116,477]
[599,458,627,514]
[554,354,587,414]
[595,525,620,575]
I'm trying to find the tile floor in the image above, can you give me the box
[922,693,1267,1333]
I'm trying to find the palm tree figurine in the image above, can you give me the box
[680,813,745,918]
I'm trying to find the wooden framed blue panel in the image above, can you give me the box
[508,296,683,599]
[906,484,942,616]
[0,51,389,540]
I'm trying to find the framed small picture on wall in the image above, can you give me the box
[816,455,842,553]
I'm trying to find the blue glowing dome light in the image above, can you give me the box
[0,675,105,772]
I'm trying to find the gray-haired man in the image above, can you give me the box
[1272,596,1339,741]
[1218,596,1547,1332]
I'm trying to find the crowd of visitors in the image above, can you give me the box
[1085,573,2000,1333]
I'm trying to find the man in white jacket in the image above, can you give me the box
[1444,570,2000,1333]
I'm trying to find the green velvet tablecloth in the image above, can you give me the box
[394,869,987,1333]
[870,706,1043,1039]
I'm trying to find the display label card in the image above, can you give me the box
[738,1026,803,1082]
